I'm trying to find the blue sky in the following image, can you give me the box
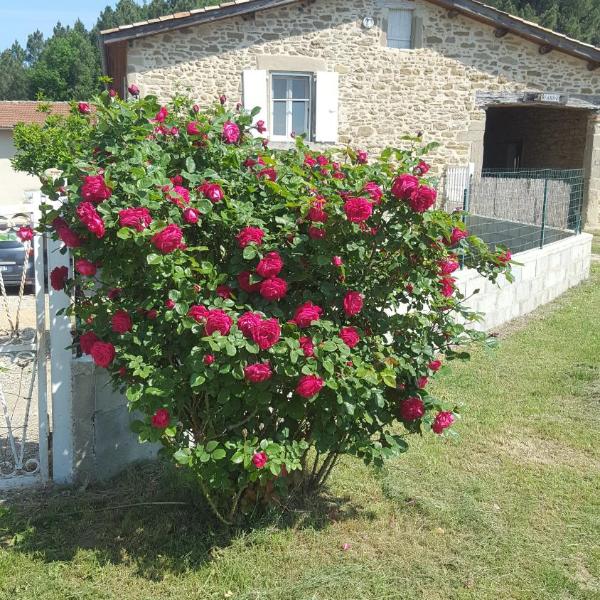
[0,1,119,49]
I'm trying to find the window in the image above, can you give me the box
[387,8,413,49]
[271,73,312,140]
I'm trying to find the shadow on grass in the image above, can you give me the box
[0,460,375,580]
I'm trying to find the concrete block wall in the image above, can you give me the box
[71,357,159,482]
[455,233,592,331]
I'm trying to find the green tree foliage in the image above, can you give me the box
[0,0,598,101]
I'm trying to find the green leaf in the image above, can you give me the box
[185,156,196,173]
[243,246,257,260]
[231,451,244,464]
[173,449,191,465]
[212,449,226,460]
[117,227,132,240]
[205,440,218,453]
[146,253,162,265]
[190,374,206,387]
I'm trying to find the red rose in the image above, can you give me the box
[448,227,468,245]
[428,360,442,372]
[183,208,199,224]
[17,226,34,242]
[296,374,324,398]
[75,259,97,277]
[151,224,183,253]
[238,271,261,293]
[391,174,419,200]
[146,309,158,320]
[187,121,200,135]
[343,291,363,316]
[308,199,328,223]
[188,305,209,322]
[257,167,277,181]
[204,354,215,365]
[417,376,428,389]
[291,301,322,328]
[81,174,112,203]
[409,185,437,213]
[128,83,140,96]
[165,299,176,310]
[151,408,170,429]
[256,120,267,134]
[166,185,190,207]
[339,326,360,348]
[399,397,425,421]
[432,411,455,434]
[356,150,368,164]
[50,266,68,291]
[259,277,287,301]
[90,341,116,368]
[76,201,105,238]
[498,249,512,264]
[256,251,283,278]
[244,362,273,383]
[238,311,262,338]
[331,256,343,267]
[252,451,268,469]
[111,309,132,334]
[236,226,265,248]
[79,331,99,355]
[344,197,372,223]
[53,218,82,248]
[154,106,168,122]
[119,207,152,231]
[252,318,281,350]
[438,258,459,275]
[78,102,91,114]
[363,182,383,204]
[198,181,224,203]
[205,309,233,336]
[440,276,455,298]
[304,154,317,168]
[308,226,326,239]
[299,336,315,357]
[222,120,240,143]
[415,160,430,175]
[215,285,232,299]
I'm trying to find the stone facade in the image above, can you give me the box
[124,0,600,225]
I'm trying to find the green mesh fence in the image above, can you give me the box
[458,168,585,254]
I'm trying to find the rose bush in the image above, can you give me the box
[14,92,511,523]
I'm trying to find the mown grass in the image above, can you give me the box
[1,266,599,600]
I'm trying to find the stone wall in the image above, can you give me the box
[125,0,600,225]
[455,232,592,331]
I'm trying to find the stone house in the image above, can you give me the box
[99,0,600,227]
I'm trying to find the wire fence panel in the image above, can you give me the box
[445,167,584,254]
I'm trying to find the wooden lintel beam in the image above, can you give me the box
[539,44,553,55]
[447,9,460,18]
[494,27,508,38]
[241,11,256,20]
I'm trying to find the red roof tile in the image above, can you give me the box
[0,101,71,129]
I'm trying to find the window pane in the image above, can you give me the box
[388,9,412,47]
[292,101,308,136]
[291,77,309,99]
[273,101,287,136]
[272,77,287,100]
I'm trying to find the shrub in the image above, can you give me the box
[14,92,511,523]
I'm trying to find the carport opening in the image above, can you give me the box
[482,105,588,170]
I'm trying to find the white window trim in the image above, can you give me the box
[269,72,313,142]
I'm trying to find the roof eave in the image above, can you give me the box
[427,0,600,66]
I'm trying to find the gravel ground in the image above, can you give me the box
[0,292,47,480]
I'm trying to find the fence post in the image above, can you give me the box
[539,175,549,249]
[48,232,74,484]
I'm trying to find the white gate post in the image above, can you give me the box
[32,195,49,483]
[47,235,73,484]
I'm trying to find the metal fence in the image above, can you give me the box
[444,167,585,254]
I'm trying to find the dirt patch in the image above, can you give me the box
[494,432,600,472]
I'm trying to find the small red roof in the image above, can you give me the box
[0,101,71,129]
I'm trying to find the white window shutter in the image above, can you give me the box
[314,71,339,144]
[242,69,268,135]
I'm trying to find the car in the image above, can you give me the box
[0,229,35,291]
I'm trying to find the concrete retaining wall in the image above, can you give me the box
[455,232,592,331]
[71,357,159,482]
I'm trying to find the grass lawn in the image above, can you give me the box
[1,266,599,600]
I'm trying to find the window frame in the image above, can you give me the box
[387,7,414,49]
[269,72,314,142]
[383,0,417,50]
